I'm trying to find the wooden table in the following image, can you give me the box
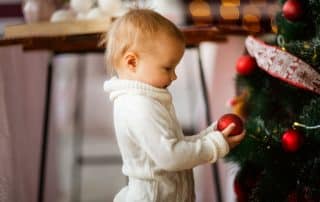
[0,23,254,52]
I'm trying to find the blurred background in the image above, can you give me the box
[0,0,279,202]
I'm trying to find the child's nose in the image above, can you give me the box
[171,72,177,81]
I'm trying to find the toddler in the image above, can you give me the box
[103,8,245,202]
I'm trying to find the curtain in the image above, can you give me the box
[0,46,57,202]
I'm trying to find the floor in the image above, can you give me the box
[58,133,126,202]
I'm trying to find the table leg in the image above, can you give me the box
[197,47,222,202]
[71,55,86,202]
[38,61,53,202]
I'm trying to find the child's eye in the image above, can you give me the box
[165,67,172,71]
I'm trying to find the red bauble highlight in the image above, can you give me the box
[282,0,303,21]
[236,55,257,75]
[217,113,244,136]
[281,129,303,152]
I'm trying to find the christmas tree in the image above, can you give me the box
[227,0,320,201]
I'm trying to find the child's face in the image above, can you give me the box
[134,32,185,89]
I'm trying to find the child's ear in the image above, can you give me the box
[124,52,137,72]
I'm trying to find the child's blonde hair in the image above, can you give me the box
[102,8,185,74]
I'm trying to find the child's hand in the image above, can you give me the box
[221,123,245,149]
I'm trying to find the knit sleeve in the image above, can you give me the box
[123,96,229,172]
[184,122,217,141]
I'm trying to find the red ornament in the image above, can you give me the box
[233,166,260,202]
[287,191,299,202]
[217,113,244,136]
[234,176,248,202]
[236,55,257,75]
[282,0,303,21]
[281,129,303,152]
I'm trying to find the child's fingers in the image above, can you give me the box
[227,131,246,149]
[212,121,218,130]
[221,123,235,136]
[228,131,246,143]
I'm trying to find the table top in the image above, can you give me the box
[0,21,252,53]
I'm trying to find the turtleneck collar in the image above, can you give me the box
[103,77,172,104]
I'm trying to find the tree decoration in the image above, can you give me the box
[236,55,257,76]
[282,0,303,22]
[286,188,315,202]
[245,36,320,95]
[228,90,249,119]
[234,176,248,202]
[281,129,303,152]
[293,122,320,130]
[217,113,244,136]
[227,0,320,200]
[287,191,299,202]
[233,164,262,202]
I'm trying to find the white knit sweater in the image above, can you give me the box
[104,77,229,202]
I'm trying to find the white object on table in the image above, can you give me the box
[50,9,76,22]
[23,0,40,23]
